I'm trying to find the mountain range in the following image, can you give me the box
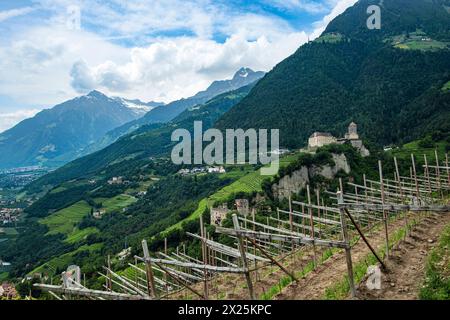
[0,68,264,170]
[0,91,145,170]
[93,68,266,152]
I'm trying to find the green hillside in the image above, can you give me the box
[217,0,450,147]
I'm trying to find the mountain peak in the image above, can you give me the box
[87,90,107,99]
[233,67,255,79]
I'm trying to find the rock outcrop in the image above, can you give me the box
[272,153,351,200]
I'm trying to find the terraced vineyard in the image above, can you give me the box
[158,152,302,238]
[40,201,92,236]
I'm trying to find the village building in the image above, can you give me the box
[108,176,124,185]
[93,209,106,219]
[208,166,226,174]
[210,204,229,226]
[177,169,190,176]
[0,282,18,299]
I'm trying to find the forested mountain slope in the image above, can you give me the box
[216,0,450,147]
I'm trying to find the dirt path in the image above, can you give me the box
[274,212,450,300]
[357,212,450,300]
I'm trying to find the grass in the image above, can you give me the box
[394,40,449,51]
[316,32,345,43]
[64,227,99,244]
[442,81,450,92]
[420,223,450,300]
[0,228,18,236]
[94,194,137,214]
[30,243,103,276]
[389,140,447,163]
[40,201,92,236]
[0,272,9,281]
[260,248,338,300]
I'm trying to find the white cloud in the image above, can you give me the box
[0,109,42,134]
[310,0,358,39]
[0,0,358,118]
[70,31,309,102]
[264,0,329,14]
[0,7,35,23]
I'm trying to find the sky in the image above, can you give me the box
[0,0,358,133]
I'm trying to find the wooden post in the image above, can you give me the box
[363,174,371,228]
[289,196,295,251]
[142,240,158,298]
[316,189,322,238]
[307,185,317,267]
[107,255,112,291]
[337,191,356,298]
[199,215,209,300]
[252,208,259,282]
[232,214,256,300]
[446,153,450,187]
[424,155,433,197]
[164,238,169,297]
[435,149,443,198]
[301,204,306,236]
[411,154,420,201]
[394,157,408,236]
[379,160,389,258]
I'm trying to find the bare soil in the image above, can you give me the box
[357,213,450,300]
[276,212,450,300]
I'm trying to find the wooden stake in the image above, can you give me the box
[394,157,408,236]
[107,255,112,291]
[232,214,256,300]
[199,215,209,299]
[379,160,389,258]
[142,240,158,298]
[446,153,450,187]
[435,149,443,198]
[306,185,317,267]
[411,154,420,201]
[289,196,295,251]
[337,191,356,298]
[424,155,433,197]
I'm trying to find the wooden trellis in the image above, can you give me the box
[35,151,450,300]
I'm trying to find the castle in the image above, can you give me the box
[308,122,370,157]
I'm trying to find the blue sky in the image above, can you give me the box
[0,0,358,133]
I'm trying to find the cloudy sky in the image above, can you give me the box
[0,0,357,133]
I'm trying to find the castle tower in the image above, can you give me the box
[346,122,359,140]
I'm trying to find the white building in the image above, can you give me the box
[308,132,337,148]
[208,166,226,174]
